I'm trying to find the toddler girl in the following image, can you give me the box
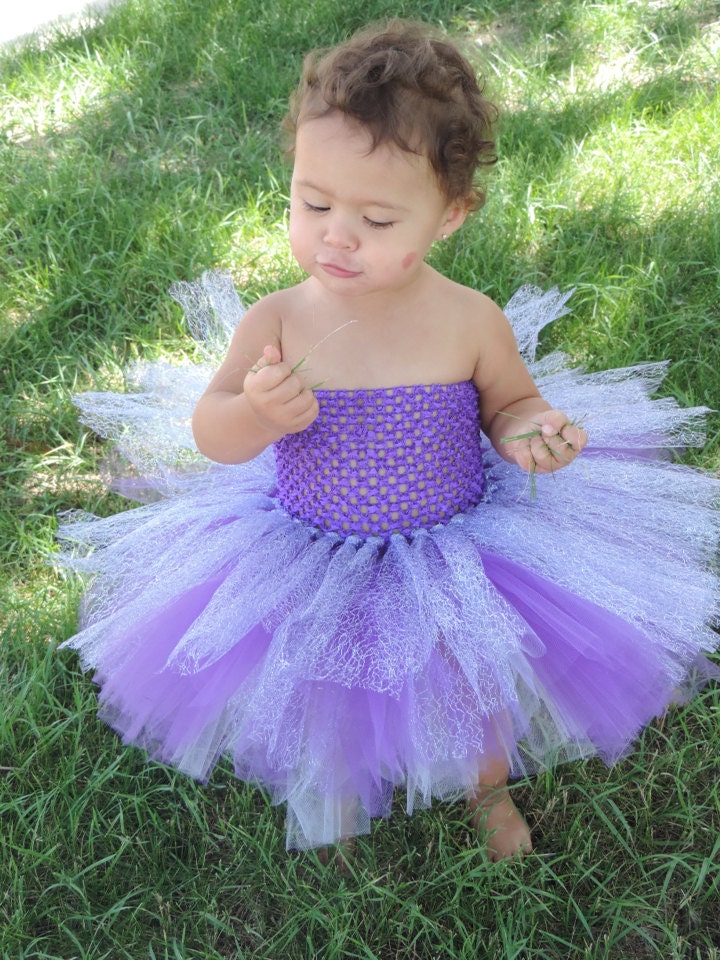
[59,21,719,864]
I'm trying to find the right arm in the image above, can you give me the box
[192,296,319,464]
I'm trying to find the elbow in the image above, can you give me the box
[191,402,266,465]
[191,404,228,463]
[191,418,212,461]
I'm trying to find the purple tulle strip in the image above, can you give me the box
[56,278,719,848]
[84,546,717,847]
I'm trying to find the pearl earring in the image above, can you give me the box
[441,233,448,240]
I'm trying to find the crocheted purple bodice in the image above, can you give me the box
[274,381,485,537]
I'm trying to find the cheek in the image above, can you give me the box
[401,252,418,270]
[288,218,308,257]
[288,217,299,246]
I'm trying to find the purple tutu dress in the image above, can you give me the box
[58,273,720,849]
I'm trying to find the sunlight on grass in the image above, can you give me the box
[228,214,301,292]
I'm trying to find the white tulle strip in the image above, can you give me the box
[55,272,719,849]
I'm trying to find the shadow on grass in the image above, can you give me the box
[1,0,717,366]
[1,0,717,558]
[1,6,719,957]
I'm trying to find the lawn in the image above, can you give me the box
[1,0,718,957]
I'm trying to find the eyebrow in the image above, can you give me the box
[294,179,410,213]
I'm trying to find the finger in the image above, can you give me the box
[249,344,283,373]
[261,344,282,365]
[540,410,570,439]
[277,371,313,402]
[553,423,587,455]
[541,414,587,455]
[251,360,296,392]
[529,434,571,473]
[282,392,319,431]
[565,424,588,451]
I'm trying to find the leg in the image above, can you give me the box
[468,754,532,861]
[316,795,358,874]
[317,836,356,874]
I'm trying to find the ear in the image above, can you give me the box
[437,203,468,241]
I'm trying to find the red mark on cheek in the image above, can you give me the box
[401,252,417,270]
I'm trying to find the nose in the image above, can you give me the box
[322,214,358,251]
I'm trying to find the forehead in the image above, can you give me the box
[292,113,441,203]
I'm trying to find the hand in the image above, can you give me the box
[243,345,319,438]
[502,408,587,474]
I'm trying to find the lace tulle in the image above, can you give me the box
[57,272,719,849]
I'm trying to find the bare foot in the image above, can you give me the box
[317,838,356,875]
[469,787,532,861]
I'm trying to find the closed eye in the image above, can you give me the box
[364,217,395,229]
[302,201,329,213]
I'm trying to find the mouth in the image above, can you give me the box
[318,262,362,279]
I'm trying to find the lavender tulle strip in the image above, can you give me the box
[57,273,720,849]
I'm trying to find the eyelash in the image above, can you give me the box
[301,201,395,230]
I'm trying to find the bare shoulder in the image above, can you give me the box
[433,273,516,354]
[432,273,505,323]
[234,287,290,338]
[471,294,527,388]
[454,279,541,421]
[228,284,310,353]
[204,286,300,395]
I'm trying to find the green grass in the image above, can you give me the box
[1,0,719,956]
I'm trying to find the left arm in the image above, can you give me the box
[473,304,587,474]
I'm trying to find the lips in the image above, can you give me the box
[319,262,361,279]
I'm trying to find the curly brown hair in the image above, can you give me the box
[283,20,497,210]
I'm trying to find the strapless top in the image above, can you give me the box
[274,382,485,537]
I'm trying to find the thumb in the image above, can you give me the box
[258,343,282,367]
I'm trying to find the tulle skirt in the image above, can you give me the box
[57,277,719,848]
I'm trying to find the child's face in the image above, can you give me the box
[289,112,464,298]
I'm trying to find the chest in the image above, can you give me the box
[274,382,486,537]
